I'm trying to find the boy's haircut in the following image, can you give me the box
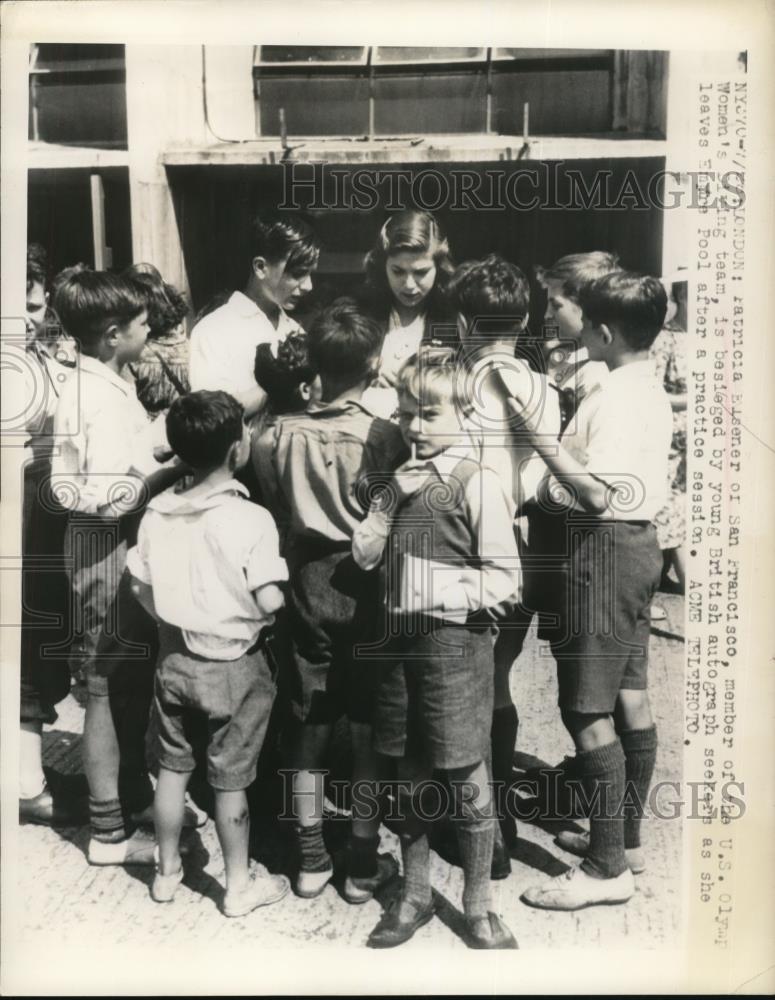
[307,297,382,382]
[397,344,472,413]
[536,251,621,300]
[166,390,245,470]
[27,243,48,290]
[254,331,317,414]
[250,212,320,275]
[52,269,147,348]
[579,271,668,351]
[123,262,188,338]
[446,254,529,338]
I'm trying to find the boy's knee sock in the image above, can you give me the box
[347,832,380,879]
[619,724,658,849]
[454,796,495,919]
[577,740,628,879]
[89,796,126,844]
[294,821,332,873]
[398,804,432,908]
[490,704,519,840]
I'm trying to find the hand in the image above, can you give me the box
[392,459,432,503]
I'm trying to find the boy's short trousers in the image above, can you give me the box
[373,616,495,770]
[527,507,662,714]
[285,539,380,726]
[65,512,158,698]
[148,623,277,792]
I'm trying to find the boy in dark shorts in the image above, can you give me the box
[353,346,521,949]
[504,272,672,909]
[128,390,290,915]
[254,299,406,902]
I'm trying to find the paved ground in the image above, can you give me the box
[14,594,684,957]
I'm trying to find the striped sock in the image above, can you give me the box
[295,822,332,873]
[89,796,126,844]
[620,725,658,849]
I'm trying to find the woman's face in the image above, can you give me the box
[386,251,437,311]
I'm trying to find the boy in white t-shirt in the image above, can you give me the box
[505,271,672,911]
[128,390,290,916]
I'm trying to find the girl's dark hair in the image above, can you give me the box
[363,210,454,311]
[250,213,320,276]
[166,390,244,470]
[27,244,48,291]
[123,263,188,338]
[307,297,382,382]
[254,331,317,415]
[52,268,147,347]
[579,271,667,351]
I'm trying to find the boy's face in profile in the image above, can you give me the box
[115,310,150,363]
[543,280,584,341]
[259,256,314,312]
[398,388,463,460]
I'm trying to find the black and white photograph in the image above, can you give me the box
[1,1,773,994]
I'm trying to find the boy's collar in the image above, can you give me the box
[424,443,475,477]
[307,396,378,418]
[78,353,136,394]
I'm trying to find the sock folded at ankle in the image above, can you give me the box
[89,796,126,844]
[295,821,332,873]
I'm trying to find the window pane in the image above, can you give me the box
[30,43,126,74]
[374,46,485,63]
[256,45,366,65]
[494,48,611,60]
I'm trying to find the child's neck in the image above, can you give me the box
[605,346,650,371]
[392,300,424,326]
[320,377,368,405]
[188,463,234,490]
[89,350,132,380]
[245,277,281,329]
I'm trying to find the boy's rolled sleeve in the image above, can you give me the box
[126,519,152,584]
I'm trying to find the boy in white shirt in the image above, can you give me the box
[188,214,319,419]
[128,390,290,916]
[505,271,672,910]
[52,270,188,864]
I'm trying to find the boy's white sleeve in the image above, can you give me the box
[245,510,288,592]
[126,517,152,584]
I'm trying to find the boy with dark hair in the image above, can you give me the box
[52,269,189,864]
[189,213,320,418]
[352,345,521,949]
[255,298,406,903]
[127,390,290,915]
[506,271,672,910]
[445,254,561,854]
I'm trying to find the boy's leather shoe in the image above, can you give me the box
[464,912,519,949]
[554,830,646,874]
[343,853,399,904]
[521,865,635,911]
[366,896,435,948]
[19,786,86,827]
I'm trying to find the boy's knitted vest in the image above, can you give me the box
[384,454,485,620]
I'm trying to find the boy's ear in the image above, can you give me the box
[600,323,614,346]
[103,322,121,346]
[226,438,241,471]
[298,381,312,402]
[252,255,268,280]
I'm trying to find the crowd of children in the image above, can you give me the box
[19,209,677,949]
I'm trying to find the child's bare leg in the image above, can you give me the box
[448,759,494,920]
[154,768,190,874]
[214,788,251,893]
[614,689,658,851]
[84,695,120,801]
[19,720,45,798]
[289,722,334,889]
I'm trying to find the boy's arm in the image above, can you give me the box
[253,582,285,616]
[245,509,289,615]
[98,459,189,519]
[504,395,610,515]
